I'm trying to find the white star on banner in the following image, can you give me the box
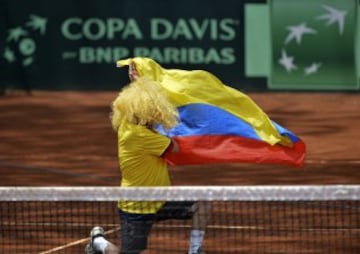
[278,49,297,72]
[284,23,317,45]
[316,5,347,35]
[304,63,322,76]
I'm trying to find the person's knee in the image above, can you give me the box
[191,201,210,213]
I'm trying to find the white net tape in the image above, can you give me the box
[0,185,359,201]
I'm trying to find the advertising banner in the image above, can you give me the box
[0,0,267,91]
[270,0,358,90]
[1,0,358,91]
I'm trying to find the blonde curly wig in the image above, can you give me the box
[111,77,179,131]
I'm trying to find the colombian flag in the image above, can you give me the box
[117,58,305,167]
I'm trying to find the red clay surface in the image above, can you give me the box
[0,91,359,187]
[0,91,359,254]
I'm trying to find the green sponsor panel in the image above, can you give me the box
[270,0,358,90]
[245,4,270,77]
[357,3,360,84]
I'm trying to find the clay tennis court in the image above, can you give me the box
[0,91,359,253]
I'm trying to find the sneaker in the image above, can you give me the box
[84,226,105,254]
[85,243,98,254]
[90,226,105,239]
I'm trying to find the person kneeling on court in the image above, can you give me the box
[85,77,208,254]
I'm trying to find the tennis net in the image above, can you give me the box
[0,185,359,254]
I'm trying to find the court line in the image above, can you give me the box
[4,221,260,231]
[154,224,360,231]
[4,221,359,231]
[2,222,118,227]
[37,227,120,254]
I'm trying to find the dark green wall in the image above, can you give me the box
[1,0,358,91]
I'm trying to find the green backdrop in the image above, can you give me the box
[245,0,359,90]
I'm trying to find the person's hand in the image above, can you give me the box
[170,138,179,153]
[129,62,139,81]
[161,138,179,158]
